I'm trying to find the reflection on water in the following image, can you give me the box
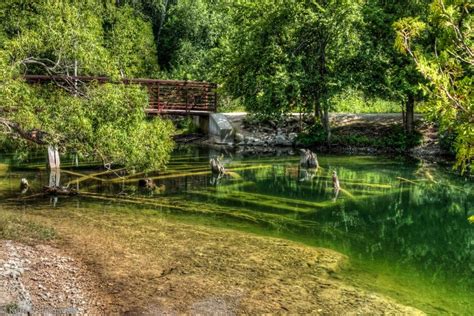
[0,146,473,314]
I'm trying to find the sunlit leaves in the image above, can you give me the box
[394,0,473,172]
[215,0,364,120]
[0,0,174,170]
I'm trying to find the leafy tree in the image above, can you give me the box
[355,0,430,134]
[104,5,160,78]
[394,0,473,172]
[0,0,174,170]
[216,0,363,140]
[293,0,363,139]
[125,0,227,80]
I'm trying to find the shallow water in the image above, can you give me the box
[0,147,473,314]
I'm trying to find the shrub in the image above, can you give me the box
[298,123,421,153]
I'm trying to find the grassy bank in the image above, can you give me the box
[298,123,422,153]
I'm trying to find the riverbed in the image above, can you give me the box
[0,147,472,314]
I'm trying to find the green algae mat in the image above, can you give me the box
[0,147,472,314]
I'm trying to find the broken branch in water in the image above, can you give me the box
[396,177,418,185]
[339,188,355,199]
[61,169,111,184]
[42,185,78,196]
[64,168,126,186]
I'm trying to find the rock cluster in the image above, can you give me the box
[235,116,305,148]
[0,240,107,314]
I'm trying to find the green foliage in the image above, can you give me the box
[355,0,429,102]
[105,5,160,77]
[128,0,227,80]
[297,123,328,146]
[0,0,470,170]
[394,0,473,172]
[216,94,245,113]
[0,0,173,170]
[174,116,199,134]
[331,89,402,113]
[215,0,363,121]
[298,124,422,153]
[5,302,19,314]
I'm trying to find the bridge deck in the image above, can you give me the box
[24,75,217,115]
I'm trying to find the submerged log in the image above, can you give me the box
[299,149,319,169]
[65,168,126,186]
[138,178,157,190]
[20,178,29,194]
[396,177,418,185]
[42,185,78,196]
[210,156,225,175]
[332,171,340,191]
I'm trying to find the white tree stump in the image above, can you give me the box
[47,145,60,169]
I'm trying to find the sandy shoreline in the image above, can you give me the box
[0,214,424,314]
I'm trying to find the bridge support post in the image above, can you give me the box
[208,113,234,145]
[192,115,209,133]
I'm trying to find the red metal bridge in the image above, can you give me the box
[24,75,218,116]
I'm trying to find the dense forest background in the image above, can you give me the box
[0,0,472,171]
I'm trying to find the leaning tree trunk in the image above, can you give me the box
[405,94,415,134]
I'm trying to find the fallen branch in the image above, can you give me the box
[61,169,110,183]
[396,177,418,185]
[42,186,78,196]
[339,188,355,199]
[65,167,126,186]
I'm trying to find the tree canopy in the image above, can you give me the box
[213,0,363,139]
[0,0,471,171]
[0,0,173,170]
[395,0,473,172]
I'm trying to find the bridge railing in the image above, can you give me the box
[24,75,218,115]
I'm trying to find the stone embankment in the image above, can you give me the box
[207,113,447,159]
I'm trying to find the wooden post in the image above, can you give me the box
[157,82,161,112]
[213,83,218,112]
[185,81,189,113]
[47,145,60,169]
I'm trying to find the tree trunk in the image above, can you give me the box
[318,38,330,144]
[323,107,331,145]
[156,0,170,48]
[314,99,322,121]
[405,94,415,134]
[401,101,406,127]
[47,145,60,169]
[48,168,61,188]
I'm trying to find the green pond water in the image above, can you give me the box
[0,146,473,314]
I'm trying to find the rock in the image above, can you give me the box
[288,132,298,143]
[235,132,245,143]
[274,134,292,146]
[245,137,265,146]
